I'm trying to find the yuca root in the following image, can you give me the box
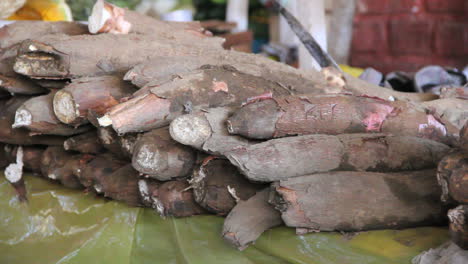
[191,157,264,215]
[150,180,206,217]
[4,146,27,202]
[92,164,142,206]
[4,145,44,172]
[0,97,66,145]
[227,94,458,145]
[226,134,450,182]
[40,146,93,189]
[448,205,468,250]
[53,75,135,126]
[437,152,468,204]
[88,0,131,34]
[100,65,294,134]
[13,27,222,79]
[222,188,282,250]
[77,153,126,190]
[169,107,250,156]
[271,170,444,232]
[13,91,91,136]
[131,127,196,180]
[63,131,105,154]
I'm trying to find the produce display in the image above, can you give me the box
[1,0,467,252]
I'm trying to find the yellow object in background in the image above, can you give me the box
[8,0,72,21]
[340,64,365,78]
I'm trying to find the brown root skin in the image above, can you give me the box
[440,87,468,100]
[13,26,223,79]
[4,146,27,202]
[124,53,327,95]
[77,153,126,190]
[138,179,162,208]
[93,164,142,206]
[191,157,264,216]
[53,75,135,126]
[13,91,92,136]
[0,97,66,145]
[169,107,251,156]
[64,131,105,154]
[0,21,88,50]
[96,127,128,160]
[104,65,294,134]
[272,170,444,232]
[227,94,459,145]
[33,79,69,90]
[0,74,48,95]
[448,205,468,250]
[40,146,92,189]
[118,133,140,159]
[0,143,8,168]
[131,127,196,181]
[222,188,282,250]
[461,121,468,152]
[422,98,468,130]
[5,145,45,172]
[153,180,206,217]
[437,152,468,204]
[226,134,450,182]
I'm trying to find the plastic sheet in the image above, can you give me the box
[0,173,449,264]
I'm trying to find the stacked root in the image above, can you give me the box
[1,0,467,251]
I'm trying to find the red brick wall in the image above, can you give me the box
[350,0,468,73]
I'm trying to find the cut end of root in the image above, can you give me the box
[98,115,113,127]
[169,114,212,148]
[12,108,32,128]
[88,0,131,34]
[134,145,161,172]
[53,91,78,124]
[226,119,235,134]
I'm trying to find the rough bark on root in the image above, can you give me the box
[13,91,92,136]
[96,127,128,159]
[77,153,126,189]
[101,65,294,134]
[226,134,450,182]
[151,180,206,217]
[461,121,468,152]
[222,188,282,250]
[93,164,142,206]
[227,94,458,145]
[137,178,162,208]
[0,21,88,50]
[40,146,92,189]
[4,145,44,172]
[63,131,105,154]
[437,152,468,204]
[191,157,264,215]
[13,30,223,79]
[0,97,66,145]
[422,99,468,129]
[271,170,444,232]
[448,205,468,250]
[124,53,327,95]
[53,75,136,126]
[131,127,196,180]
[169,107,251,156]
[440,87,468,100]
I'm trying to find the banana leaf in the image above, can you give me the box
[0,173,449,264]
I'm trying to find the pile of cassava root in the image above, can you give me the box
[1,0,467,251]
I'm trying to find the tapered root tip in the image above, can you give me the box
[169,114,212,149]
[53,90,79,124]
[12,108,32,128]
